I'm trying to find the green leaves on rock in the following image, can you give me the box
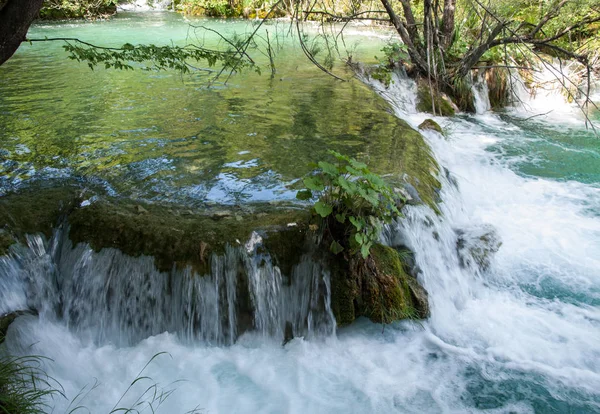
[298,150,406,259]
[314,201,333,217]
[349,216,363,231]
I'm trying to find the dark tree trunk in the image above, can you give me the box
[441,0,456,50]
[0,0,44,65]
[379,0,428,74]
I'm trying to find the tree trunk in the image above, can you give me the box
[457,21,506,77]
[379,0,428,74]
[0,0,44,65]
[441,0,456,50]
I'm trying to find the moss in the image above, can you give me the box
[417,82,456,116]
[329,243,428,326]
[261,226,310,276]
[68,198,310,273]
[445,76,476,113]
[418,119,443,134]
[359,244,416,323]
[329,253,359,325]
[0,185,80,255]
[486,68,510,110]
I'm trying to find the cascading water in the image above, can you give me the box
[117,0,174,12]
[2,33,600,411]
[472,73,491,114]
[2,227,335,347]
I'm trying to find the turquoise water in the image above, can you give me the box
[1,12,415,205]
[1,12,600,414]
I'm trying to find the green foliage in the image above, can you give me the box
[40,0,117,19]
[371,42,409,87]
[62,40,257,75]
[297,151,405,259]
[177,0,241,17]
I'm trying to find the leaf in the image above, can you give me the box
[330,240,344,255]
[314,201,333,218]
[337,176,356,195]
[328,150,347,162]
[335,213,346,223]
[345,165,361,176]
[296,189,312,200]
[349,216,363,231]
[354,233,364,245]
[318,161,339,176]
[303,176,325,191]
[349,159,368,170]
[365,172,385,188]
[360,243,371,258]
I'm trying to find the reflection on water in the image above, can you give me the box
[0,12,426,204]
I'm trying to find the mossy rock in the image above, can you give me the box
[485,68,510,110]
[418,119,443,134]
[330,243,429,326]
[416,83,456,116]
[0,185,80,255]
[0,183,311,274]
[68,198,311,273]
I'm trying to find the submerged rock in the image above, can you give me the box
[456,224,502,271]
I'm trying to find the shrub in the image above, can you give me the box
[371,42,409,87]
[297,151,405,259]
[40,0,117,19]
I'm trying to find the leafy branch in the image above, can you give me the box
[27,36,258,76]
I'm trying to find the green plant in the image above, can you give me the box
[371,42,409,87]
[297,151,404,259]
[0,355,62,413]
[40,0,117,19]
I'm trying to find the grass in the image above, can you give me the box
[0,355,62,414]
[0,348,203,414]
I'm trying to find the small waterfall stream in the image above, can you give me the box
[1,227,335,346]
[472,73,491,114]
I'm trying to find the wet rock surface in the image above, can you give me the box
[456,224,502,271]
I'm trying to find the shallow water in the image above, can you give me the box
[2,12,600,414]
[0,12,410,205]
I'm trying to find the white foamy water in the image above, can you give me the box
[3,71,600,413]
[117,0,174,12]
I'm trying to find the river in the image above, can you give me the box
[1,11,599,413]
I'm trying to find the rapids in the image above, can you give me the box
[1,13,599,413]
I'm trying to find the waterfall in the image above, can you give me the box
[472,73,491,114]
[117,0,174,12]
[1,227,335,346]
